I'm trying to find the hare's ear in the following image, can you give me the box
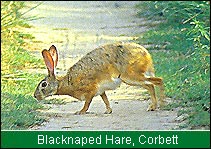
[48,45,58,68]
[42,49,55,77]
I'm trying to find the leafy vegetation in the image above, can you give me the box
[1,1,45,129]
[136,1,210,129]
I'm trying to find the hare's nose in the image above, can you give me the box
[34,94,37,99]
[34,93,42,100]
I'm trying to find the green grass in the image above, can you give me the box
[1,47,46,129]
[1,93,45,130]
[151,44,210,130]
[136,1,210,129]
[1,45,42,73]
[1,1,47,130]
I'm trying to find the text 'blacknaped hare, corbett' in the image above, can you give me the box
[34,42,165,114]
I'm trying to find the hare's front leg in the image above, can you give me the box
[75,95,94,115]
[100,92,112,114]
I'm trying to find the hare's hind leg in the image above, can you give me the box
[121,72,164,111]
[147,77,165,106]
[100,92,112,114]
[142,83,158,111]
[145,77,165,108]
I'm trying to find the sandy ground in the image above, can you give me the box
[26,1,182,130]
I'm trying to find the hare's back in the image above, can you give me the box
[69,42,152,77]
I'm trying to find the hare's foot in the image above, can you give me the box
[100,92,112,114]
[147,103,157,111]
[75,98,93,115]
[74,110,86,115]
[104,108,112,114]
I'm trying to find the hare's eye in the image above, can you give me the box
[41,81,48,88]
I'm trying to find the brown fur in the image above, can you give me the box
[34,42,165,114]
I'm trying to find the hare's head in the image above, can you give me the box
[34,45,59,100]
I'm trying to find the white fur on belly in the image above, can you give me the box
[95,77,122,96]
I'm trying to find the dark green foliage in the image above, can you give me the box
[1,1,45,129]
[1,93,45,130]
[136,1,210,129]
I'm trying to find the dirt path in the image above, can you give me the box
[26,1,181,130]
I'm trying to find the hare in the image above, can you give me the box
[34,42,165,114]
